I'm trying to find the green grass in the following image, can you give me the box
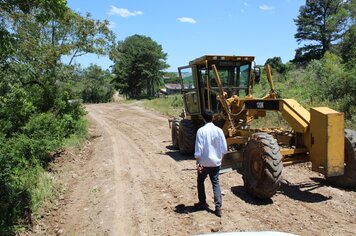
[120,94,183,117]
[117,86,355,130]
[141,95,183,117]
[62,118,89,148]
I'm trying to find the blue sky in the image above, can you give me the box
[67,0,305,71]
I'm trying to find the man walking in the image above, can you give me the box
[194,110,227,217]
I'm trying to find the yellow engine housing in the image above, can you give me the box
[310,107,344,177]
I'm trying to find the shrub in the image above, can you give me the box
[24,113,63,165]
[0,134,38,230]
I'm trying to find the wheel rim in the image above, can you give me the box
[250,148,263,179]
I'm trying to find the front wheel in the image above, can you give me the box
[326,129,356,188]
[243,133,283,199]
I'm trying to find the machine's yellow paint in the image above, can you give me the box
[310,107,344,177]
[280,99,310,133]
[177,55,348,181]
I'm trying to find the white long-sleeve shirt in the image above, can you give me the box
[194,122,228,167]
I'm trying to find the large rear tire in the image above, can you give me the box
[326,129,356,188]
[171,118,181,149]
[178,119,196,156]
[243,133,283,199]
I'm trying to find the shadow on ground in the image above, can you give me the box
[310,177,356,192]
[230,186,273,205]
[174,204,215,215]
[231,179,333,204]
[278,180,332,203]
[161,144,194,162]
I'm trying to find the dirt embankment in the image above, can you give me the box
[27,103,356,236]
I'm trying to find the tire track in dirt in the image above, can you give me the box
[87,104,151,235]
[30,103,356,236]
[86,103,356,235]
[87,103,198,235]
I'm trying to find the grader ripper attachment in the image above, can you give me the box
[169,55,356,199]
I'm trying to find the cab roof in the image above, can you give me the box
[189,55,255,66]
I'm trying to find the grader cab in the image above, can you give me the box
[169,55,356,199]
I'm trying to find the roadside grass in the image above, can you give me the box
[62,119,89,148]
[28,119,89,228]
[117,84,355,130]
[141,95,183,117]
[120,94,183,117]
[12,118,88,234]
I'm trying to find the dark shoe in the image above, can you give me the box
[215,208,222,217]
[194,202,209,210]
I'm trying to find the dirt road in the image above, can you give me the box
[30,103,356,235]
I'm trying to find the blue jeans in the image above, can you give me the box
[197,166,222,209]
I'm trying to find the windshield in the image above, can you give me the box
[197,61,251,112]
[199,61,251,96]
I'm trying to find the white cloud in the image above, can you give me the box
[108,6,143,17]
[108,21,116,29]
[177,17,197,24]
[243,2,248,7]
[259,5,275,11]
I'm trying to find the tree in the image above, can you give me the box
[265,57,286,74]
[339,24,356,64]
[1,6,115,111]
[293,0,350,63]
[111,34,169,98]
[0,0,68,63]
[79,65,115,103]
[339,0,356,64]
[0,1,114,229]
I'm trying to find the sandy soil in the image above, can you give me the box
[27,103,356,236]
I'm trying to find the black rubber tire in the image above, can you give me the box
[171,118,181,149]
[243,132,283,199]
[326,129,356,188]
[178,119,196,156]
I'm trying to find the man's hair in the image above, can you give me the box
[202,110,213,122]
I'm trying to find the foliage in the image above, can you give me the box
[129,94,183,117]
[0,0,112,231]
[293,0,350,63]
[111,34,169,98]
[77,65,115,103]
[339,23,356,64]
[0,0,68,63]
[265,57,286,74]
[303,52,356,119]
[163,72,180,84]
[58,11,116,66]
[0,80,36,137]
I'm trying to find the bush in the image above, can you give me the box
[24,113,63,165]
[0,110,87,231]
[304,52,356,119]
[0,83,36,137]
[0,134,38,229]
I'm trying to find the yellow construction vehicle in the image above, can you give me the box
[169,55,356,199]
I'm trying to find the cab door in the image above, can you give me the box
[178,65,201,115]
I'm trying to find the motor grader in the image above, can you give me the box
[169,55,356,199]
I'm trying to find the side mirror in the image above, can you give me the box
[254,67,261,84]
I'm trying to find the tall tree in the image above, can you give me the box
[1,5,115,111]
[0,0,68,63]
[111,34,169,98]
[293,0,350,63]
[339,0,356,64]
[265,57,286,74]
[80,65,115,103]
